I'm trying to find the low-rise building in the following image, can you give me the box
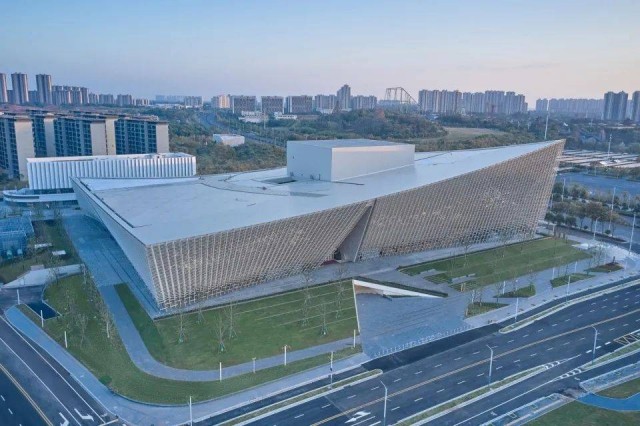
[213,134,245,146]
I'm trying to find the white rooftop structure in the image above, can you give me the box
[77,140,557,245]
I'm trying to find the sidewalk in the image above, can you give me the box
[4,264,83,288]
[5,305,369,426]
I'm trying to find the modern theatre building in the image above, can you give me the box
[73,139,564,310]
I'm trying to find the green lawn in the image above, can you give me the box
[20,275,360,404]
[501,284,536,298]
[465,302,506,317]
[399,238,590,292]
[550,273,593,288]
[530,401,640,426]
[0,219,79,283]
[599,377,640,398]
[116,280,359,370]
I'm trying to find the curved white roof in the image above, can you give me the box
[75,140,562,245]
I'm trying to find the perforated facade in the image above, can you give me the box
[73,140,563,310]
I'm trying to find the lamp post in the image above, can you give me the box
[593,218,598,241]
[252,357,256,374]
[629,214,636,256]
[380,381,388,426]
[591,326,598,364]
[487,345,494,386]
[565,273,572,303]
[329,351,334,388]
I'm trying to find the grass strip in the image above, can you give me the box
[550,273,593,288]
[465,302,507,317]
[19,276,361,404]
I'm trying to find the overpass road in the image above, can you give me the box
[254,283,640,425]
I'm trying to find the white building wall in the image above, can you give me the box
[28,154,196,190]
[14,120,35,180]
[155,123,169,153]
[89,122,108,155]
[331,145,415,181]
[286,143,332,180]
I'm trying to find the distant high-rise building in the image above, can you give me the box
[36,74,53,104]
[117,94,134,106]
[11,73,29,105]
[28,111,56,157]
[603,91,628,121]
[52,85,70,105]
[631,91,640,123]
[314,94,337,111]
[98,94,115,105]
[88,93,99,104]
[135,98,150,107]
[0,114,35,179]
[0,73,7,103]
[484,90,505,114]
[184,96,203,108]
[230,95,256,114]
[28,90,39,103]
[211,95,230,109]
[350,95,378,110]
[261,96,284,115]
[535,98,603,118]
[462,92,486,114]
[418,90,461,114]
[285,95,313,114]
[53,116,117,157]
[336,85,351,111]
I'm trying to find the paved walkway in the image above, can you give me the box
[579,392,640,411]
[4,264,82,288]
[5,306,369,425]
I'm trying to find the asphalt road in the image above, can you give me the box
[255,282,640,425]
[0,364,48,426]
[0,315,115,426]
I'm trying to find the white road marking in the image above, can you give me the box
[0,395,3,401]
[590,309,596,313]
[8,408,12,415]
[59,413,69,426]
[322,404,331,408]
[415,397,423,402]
[391,406,400,411]
[523,334,529,338]
[624,323,629,326]
[562,342,570,346]
[591,302,597,305]
[477,373,484,377]
[415,371,423,375]
[473,351,480,355]
[586,350,592,354]
[605,341,611,345]
[370,386,379,391]
[577,314,583,317]
[609,328,616,331]
[636,319,640,322]
[294,413,304,419]
[537,329,544,332]
[514,359,521,363]
[530,353,537,357]
[547,347,554,351]
[457,380,466,385]
[74,409,94,421]
[496,366,503,370]
[437,388,445,393]
[454,357,462,361]
[435,364,442,367]
[508,339,514,343]
[347,394,356,399]
[393,378,401,383]
[596,346,602,349]
[552,324,558,327]
[580,337,586,340]
[564,318,571,322]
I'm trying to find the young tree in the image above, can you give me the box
[98,300,114,340]
[320,303,328,336]
[76,314,88,346]
[226,301,237,339]
[334,282,346,319]
[493,281,503,303]
[214,314,226,352]
[177,312,186,344]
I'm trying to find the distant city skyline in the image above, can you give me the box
[3,1,639,101]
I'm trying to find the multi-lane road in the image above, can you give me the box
[0,313,116,426]
[255,282,640,425]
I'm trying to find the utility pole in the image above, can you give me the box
[252,357,256,374]
[283,345,288,366]
[561,178,566,202]
[380,381,388,426]
[609,187,616,236]
[629,214,636,256]
[591,326,598,364]
[189,396,193,426]
[329,351,334,388]
[607,134,612,158]
[514,297,519,323]
[487,345,494,386]
[565,274,572,303]
[593,218,598,241]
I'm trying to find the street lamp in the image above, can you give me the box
[591,326,598,364]
[593,218,598,241]
[380,381,388,426]
[487,345,494,386]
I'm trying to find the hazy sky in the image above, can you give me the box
[3,0,639,102]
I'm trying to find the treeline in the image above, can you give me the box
[170,136,285,174]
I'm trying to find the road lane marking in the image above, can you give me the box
[590,309,596,313]
[437,388,445,393]
[473,351,480,354]
[414,397,423,402]
[514,359,521,363]
[552,324,558,327]
[295,414,304,419]
[577,314,583,317]
[74,409,94,421]
[596,346,602,349]
[547,347,554,351]
[0,395,3,401]
[435,364,442,367]
[8,408,12,415]
[322,404,331,408]
[0,363,53,426]
[507,339,514,343]
[477,373,484,377]
[311,305,640,425]
[563,342,570,345]
[496,366,503,370]
[605,341,611,345]
[580,337,586,340]
[454,357,462,360]
[347,395,356,399]
[393,378,401,383]
[523,334,529,338]
[537,329,544,332]
[457,380,466,385]
[623,323,629,326]
[370,386,379,391]
[530,353,537,357]
[391,407,400,411]
[415,371,423,375]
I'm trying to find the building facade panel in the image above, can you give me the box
[147,201,369,308]
[358,142,561,258]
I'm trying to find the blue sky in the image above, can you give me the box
[2,0,639,102]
